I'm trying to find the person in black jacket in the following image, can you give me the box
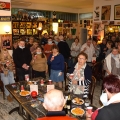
[13,40,32,81]
[58,35,71,65]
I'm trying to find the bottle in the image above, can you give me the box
[66,94,71,110]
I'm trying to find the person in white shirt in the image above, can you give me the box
[80,39,95,62]
[71,38,81,62]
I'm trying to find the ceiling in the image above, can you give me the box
[11,0,93,9]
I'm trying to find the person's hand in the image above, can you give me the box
[58,72,62,76]
[22,64,27,69]
[72,80,77,85]
[50,56,54,61]
[86,111,93,120]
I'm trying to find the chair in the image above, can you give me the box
[0,79,5,99]
[63,62,67,90]
[92,61,104,84]
[88,76,96,104]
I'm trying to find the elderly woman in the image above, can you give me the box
[68,52,92,96]
[31,46,48,78]
[86,74,120,120]
[48,45,64,88]
[0,49,15,102]
[104,47,120,76]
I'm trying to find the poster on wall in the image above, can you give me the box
[0,1,10,11]
[1,34,12,49]
[94,6,100,21]
[101,5,111,20]
[114,4,120,20]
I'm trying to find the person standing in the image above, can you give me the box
[13,40,32,81]
[80,39,95,63]
[48,45,64,88]
[0,49,15,102]
[58,35,71,65]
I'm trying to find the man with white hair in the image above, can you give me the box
[37,89,76,120]
[58,35,71,64]
[80,39,95,62]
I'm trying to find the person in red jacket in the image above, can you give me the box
[36,89,77,120]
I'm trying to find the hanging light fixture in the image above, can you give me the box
[37,22,42,30]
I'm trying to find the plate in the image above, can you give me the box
[20,91,30,96]
[71,108,85,116]
[72,97,84,105]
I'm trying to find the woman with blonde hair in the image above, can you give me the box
[0,48,15,102]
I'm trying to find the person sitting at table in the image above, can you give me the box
[37,89,77,120]
[68,52,92,97]
[48,45,64,88]
[31,46,48,78]
[86,74,120,120]
[0,48,15,102]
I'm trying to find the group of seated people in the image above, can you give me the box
[38,74,120,120]
[0,33,120,120]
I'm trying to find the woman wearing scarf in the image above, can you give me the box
[104,47,120,76]
[68,52,92,97]
[86,74,120,120]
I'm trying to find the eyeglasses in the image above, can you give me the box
[78,58,86,60]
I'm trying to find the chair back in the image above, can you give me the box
[88,76,96,104]
[92,61,104,83]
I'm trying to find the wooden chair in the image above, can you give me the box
[63,62,67,90]
[0,79,5,99]
[92,61,104,84]
[88,76,96,104]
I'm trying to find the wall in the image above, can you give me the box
[93,0,120,41]
[12,3,79,13]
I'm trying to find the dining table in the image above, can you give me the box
[5,77,97,120]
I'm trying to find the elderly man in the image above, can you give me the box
[37,89,76,120]
[104,47,120,76]
[13,39,32,81]
[80,39,95,62]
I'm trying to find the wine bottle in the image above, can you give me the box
[67,94,71,110]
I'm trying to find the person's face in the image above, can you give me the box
[78,55,87,66]
[106,43,110,48]
[44,34,48,38]
[36,47,41,52]
[112,49,118,55]
[33,42,38,48]
[118,44,120,50]
[87,40,91,46]
[29,38,34,43]
[48,39,52,42]
[75,39,79,43]
[3,51,8,57]
[13,43,18,48]
[111,36,116,41]
[92,41,97,46]
[52,48,58,53]
[19,41,25,47]
[102,39,106,44]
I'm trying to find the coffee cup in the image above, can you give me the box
[86,106,93,114]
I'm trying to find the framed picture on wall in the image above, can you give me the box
[1,34,12,49]
[114,4,120,20]
[101,5,111,20]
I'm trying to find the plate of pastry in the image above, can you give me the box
[20,90,30,96]
[72,97,84,105]
[71,107,85,116]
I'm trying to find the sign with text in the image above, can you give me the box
[0,1,10,11]
[0,16,11,21]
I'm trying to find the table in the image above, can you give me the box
[6,80,97,120]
